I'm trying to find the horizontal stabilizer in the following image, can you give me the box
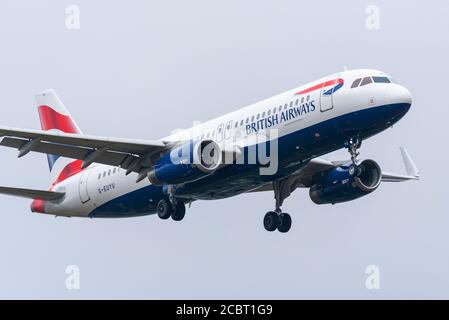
[0,186,65,200]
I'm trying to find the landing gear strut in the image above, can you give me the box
[346,137,362,177]
[263,180,292,233]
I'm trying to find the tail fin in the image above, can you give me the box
[35,89,83,183]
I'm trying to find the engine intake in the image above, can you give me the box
[148,140,221,185]
[309,159,382,205]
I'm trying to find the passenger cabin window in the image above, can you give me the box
[351,78,362,88]
[372,76,391,83]
[240,120,244,126]
[360,77,373,86]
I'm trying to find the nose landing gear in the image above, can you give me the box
[263,180,292,233]
[346,137,363,177]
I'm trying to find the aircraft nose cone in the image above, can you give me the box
[386,85,413,106]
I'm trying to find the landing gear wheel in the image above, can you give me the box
[171,202,186,221]
[277,213,292,233]
[263,211,279,232]
[157,199,172,220]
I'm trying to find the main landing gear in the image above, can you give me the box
[346,137,362,177]
[263,180,292,233]
[157,198,186,221]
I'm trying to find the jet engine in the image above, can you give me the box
[148,140,222,185]
[309,159,382,205]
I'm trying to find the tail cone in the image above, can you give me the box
[30,199,45,213]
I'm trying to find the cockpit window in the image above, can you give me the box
[372,76,391,83]
[360,77,373,86]
[351,78,362,88]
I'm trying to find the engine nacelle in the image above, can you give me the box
[309,159,382,205]
[148,140,221,185]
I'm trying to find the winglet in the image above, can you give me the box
[399,147,420,178]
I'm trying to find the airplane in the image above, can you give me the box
[0,69,419,233]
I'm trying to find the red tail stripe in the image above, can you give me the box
[38,105,79,133]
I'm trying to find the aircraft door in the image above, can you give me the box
[225,120,233,139]
[217,124,224,142]
[79,169,91,204]
[319,76,339,112]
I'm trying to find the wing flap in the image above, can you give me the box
[0,126,169,172]
[0,186,65,200]
[0,126,166,155]
[1,136,133,168]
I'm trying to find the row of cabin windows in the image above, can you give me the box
[197,95,311,140]
[97,167,120,180]
[351,76,391,88]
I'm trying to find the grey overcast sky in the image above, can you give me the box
[0,0,447,299]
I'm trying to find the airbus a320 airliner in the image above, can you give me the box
[0,69,419,233]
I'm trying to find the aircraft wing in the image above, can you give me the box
[250,147,420,193]
[0,186,65,200]
[304,147,420,183]
[0,126,168,174]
